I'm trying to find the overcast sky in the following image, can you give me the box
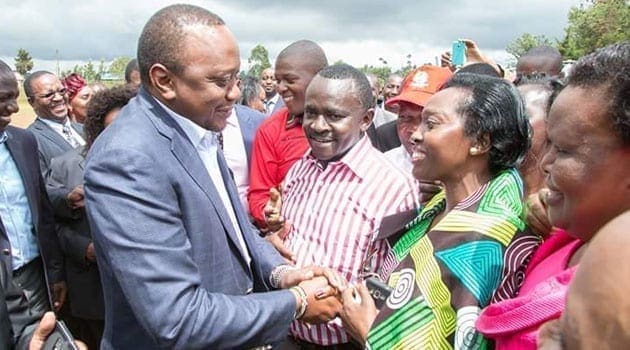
[0,0,580,74]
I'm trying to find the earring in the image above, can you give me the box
[469,147,479,155]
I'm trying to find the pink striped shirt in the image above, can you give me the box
[282,136,419,345]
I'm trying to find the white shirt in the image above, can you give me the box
[153,97,252,267]
[264,93,281,116]
[39,117,86,147]
[373,107,398,128]
[384,145,413,174]
[222,108,250,213]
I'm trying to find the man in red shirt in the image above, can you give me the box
[248,40,328,228]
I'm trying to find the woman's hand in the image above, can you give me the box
[340,283,378,344]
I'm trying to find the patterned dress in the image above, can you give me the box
[367,169,537,350]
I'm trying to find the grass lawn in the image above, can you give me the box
[11,85,36,129]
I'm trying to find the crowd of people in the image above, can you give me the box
[0,3,628,349]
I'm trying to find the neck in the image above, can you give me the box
[266,91,276,100]
[43,115,68,124]
[442,167,492,212]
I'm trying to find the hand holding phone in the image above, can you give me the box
[451,40,467,67]
[42,320,79,350]
[365,277,393,309]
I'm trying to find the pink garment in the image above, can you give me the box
[476,229,584,349]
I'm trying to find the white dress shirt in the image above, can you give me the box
[264,93,281,115]
[153,97,252,266]
[384,145,413,174]
[39,117,86,147]
[222,108,250,213]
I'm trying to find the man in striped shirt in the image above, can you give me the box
[272,64,419,347]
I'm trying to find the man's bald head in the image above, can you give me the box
[137,4,225,85]
[516,45,563,79]
[276,40,328,74]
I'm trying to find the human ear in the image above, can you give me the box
[471,133,491,155]
[149,64,176,101]
[360,108,375,132]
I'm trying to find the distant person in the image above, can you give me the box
[381,73,402,113]
[260,67,284,116]
[83,5,339,348]
[25,71,85,175]
[45,85,137,349]
[124,58,141,87]
[238,76,266,113]
[62,73,93,124]
[365,73,397,128]
[248,40,328,228]
[515,46,563,84]
[0,59,66,320]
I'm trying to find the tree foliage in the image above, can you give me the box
[108,56,132,76]
[506,33,554,58]
[14,48,34,75]
[60,60,105,82]
[247,44,271,78]
[558,0,630,59]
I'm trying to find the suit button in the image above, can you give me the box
[1,249,10,256]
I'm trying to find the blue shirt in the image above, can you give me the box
[0,131,39,270]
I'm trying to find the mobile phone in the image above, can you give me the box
[451,40,467,67]
[366,277,393,309]
[42,320,79,350]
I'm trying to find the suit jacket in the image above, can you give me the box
[45,147,104,320]
[26,118,83,176]
[269,95,285,116]
[0,260,39,350]
[84,88,295,349]
[234,104,265,165]
[375,119,401,152]
[0,126,64,284]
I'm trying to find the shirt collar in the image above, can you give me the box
[285,113,301,130]
[0,131,7,144]
[305,134,373,178]
[39,116,72,131]
[152,96,218,150]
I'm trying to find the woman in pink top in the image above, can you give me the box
[477,42,630,349]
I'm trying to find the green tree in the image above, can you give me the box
[246,44,271,78]
[108,56,132,77]
[81,61,98,82]
[359,65,393,84]
[14,48,34,75]
[506,33,555,58]
[559,0,630,59]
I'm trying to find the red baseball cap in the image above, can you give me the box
[385,65,453,108]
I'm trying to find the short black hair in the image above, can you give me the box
[276,40,328,74]
[515,74,565,115]
[567,41,629,144]
[456,63,501,78]
[0,60,14,83]
[238,76,263,107]
[443,73,531,174]
[23,70,53,99]
[316,64,374,110]
[84,85,137,152]
[137,4,225,85]
[124,58,139,83]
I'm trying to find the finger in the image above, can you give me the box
[76,340,89,350]
[76,186,84,195]
[341,285,357,305]
[277,221,292,240]
[355,283,376,307]
[314,285,336,300]
[323,269,347,292]
[32,311,56,342]
[269,187,280,202]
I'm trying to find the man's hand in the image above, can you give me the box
[440,51,455,72]
[264,222,294,264]
[29,312,87,350]
[279,265,347,292]
[298,276,342,324]
[50,282,67,312]
[86,242,97,263]
[340,283,378,344]
[460,39,502,75]
[66,185,84,210]
[264,186,284,232]
[526,188,553,238]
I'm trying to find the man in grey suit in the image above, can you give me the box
[261,67,285,116]
[24,71,85,177]
[84,5,341,349]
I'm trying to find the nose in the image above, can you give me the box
[226,81,240,102]
[409,126,423,146]
[310,115,331,133]
[540,145,554,175]
[277,80,288,94]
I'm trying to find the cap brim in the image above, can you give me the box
[385,90,433,108]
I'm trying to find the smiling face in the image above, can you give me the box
[69,85,94,123]
[541,85,630,241]
[260,67,277,97]
[410,87,474,182]
[275,55,319,118]
[28,73,69,122]
[0,73,19,131]
[397,101,424,156]
[166,25,241,131]
[302,75,372,162]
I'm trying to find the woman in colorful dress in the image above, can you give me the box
[339,72,535,349]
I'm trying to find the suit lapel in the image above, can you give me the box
[33,119,72,152]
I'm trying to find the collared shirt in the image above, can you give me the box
[153,97,251,267]
[38,117,86,147]
[282,136,419,345]
[222,108,250,213]
[384,145,413,174]
[264,93,280,116]
[0,131,39,270]
[248,107,309,226]
[372,106,398,129]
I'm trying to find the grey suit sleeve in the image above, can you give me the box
[85,147,295,349]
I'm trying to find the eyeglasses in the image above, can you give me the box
[35,88,68,100]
